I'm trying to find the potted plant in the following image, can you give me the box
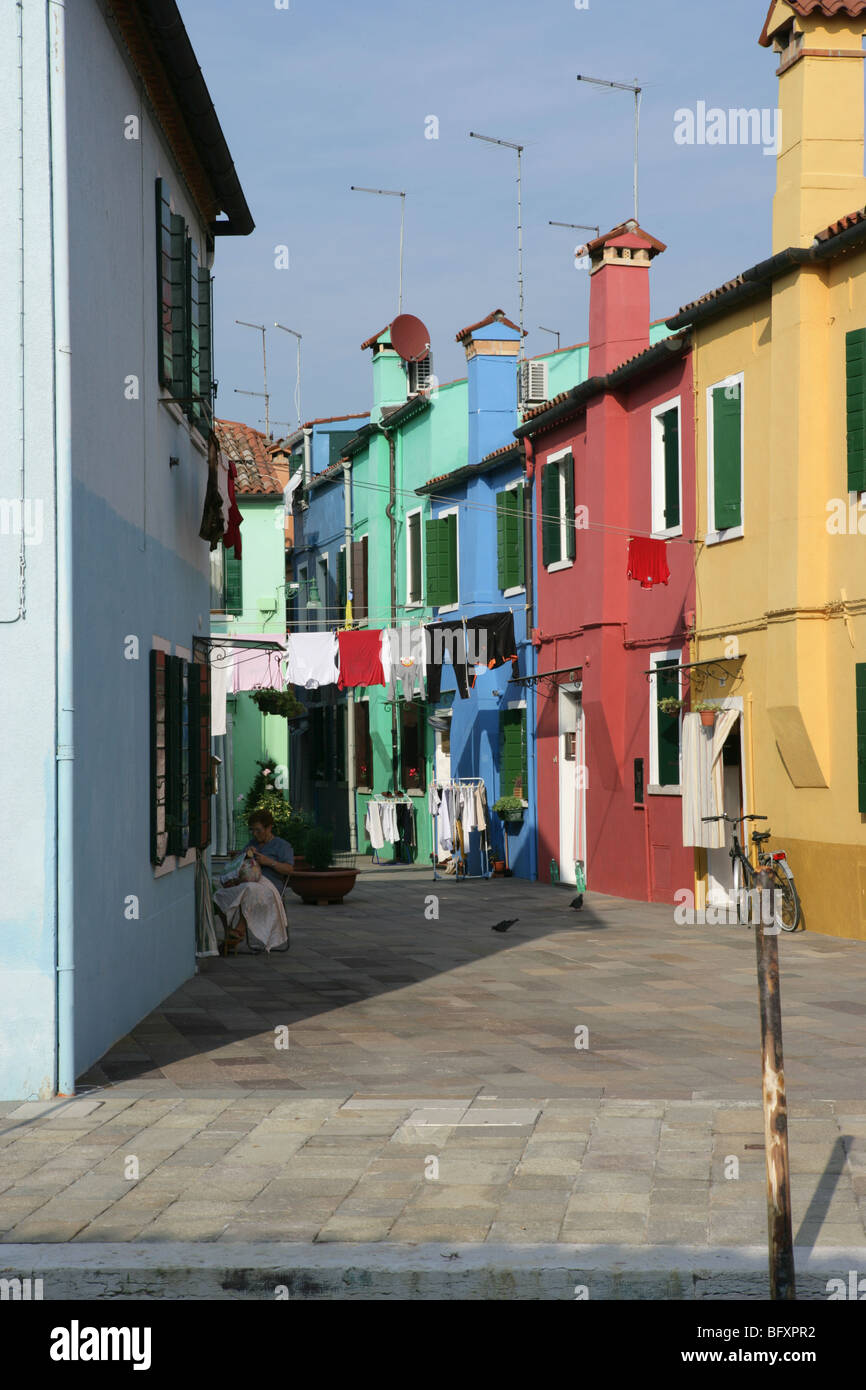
[492,794,525,824]
[657,696,685,716]
[250,687,305,719]
[284,811,313,868]
[287,827,359,906]
[694,700,717,728]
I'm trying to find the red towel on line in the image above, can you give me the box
[337,629,385,689]
[627,536,670,590]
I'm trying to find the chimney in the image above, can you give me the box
[360,324,407,421]
[585,222,666,378]
[457,310,522,466]
[760,1,866,251]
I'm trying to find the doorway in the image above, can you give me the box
[706,716,745,906]
[558,687,585,887]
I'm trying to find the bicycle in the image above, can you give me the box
[701,813,802,932]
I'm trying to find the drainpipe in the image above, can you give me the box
[48,0,75,1097]
[343,460,357,851]
[302,427,312,487]
[380,426,399,790]
[522,436,538,882]
[2,0,26,626]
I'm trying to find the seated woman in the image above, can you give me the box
[214,810,295,953]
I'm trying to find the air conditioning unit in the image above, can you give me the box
[408,354,433,395]
[519,359,548,406]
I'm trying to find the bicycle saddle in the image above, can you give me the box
[752,829,771,844]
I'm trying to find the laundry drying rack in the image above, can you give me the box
[366,794,417,865]
[431,777,492,882]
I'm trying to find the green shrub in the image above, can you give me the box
[304,828,333,871]
[242,760,292,837]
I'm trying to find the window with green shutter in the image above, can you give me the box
[500,708,528,799]
[856,663,866,814]
[497,484,525,590]
[846,330,866,493]
[541,461,561,567]
[425,513,458,607]
[197,263,212,428]
[150,650,168,863]
[188,662,212,851]
[655,659,681,788]
[337,548,347,610]
[563,457,575,560]
[408,511,423,603]
[155,179,213,427]
[712,383,743,531]
[662,407,680,529]
[155,180,174,389]
[224,548,243,615]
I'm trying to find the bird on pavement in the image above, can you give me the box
[571,895,584,909]
[491,918,519,933]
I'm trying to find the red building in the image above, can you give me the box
[517,222,695,903]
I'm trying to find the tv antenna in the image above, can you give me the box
[469,131,526,354]
[350,186,406,313]
[274,323,302,432]
[576,75,642,222]
[234,320,269,437]
[538,326,560,351]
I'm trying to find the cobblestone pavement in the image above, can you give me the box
[1,876,865,1249]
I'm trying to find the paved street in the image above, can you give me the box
[1,871,865,1262]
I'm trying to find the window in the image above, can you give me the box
[400,703,426,791]
[224,549,243,616]
[354,700,373,789]
[649,652,682,790]
[425,510,458,609]
[155,178,212,431]
[337,547,348,613]
[351,536,369,622]
[846,330,866,494]
[857,663,866,814]
[500,707,528,799]
[407,509,423,605]
[297,565,308,630]
[150,649,211,865]
[707,375,744,540]
[651,398,682,537]
[497,482,526,591]
[541,451,575,570]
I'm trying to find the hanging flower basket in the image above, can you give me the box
[249,687,304,718]
[694,703,717,728]
[493,795,524,824]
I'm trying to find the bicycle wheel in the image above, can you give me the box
[766,862,801,932]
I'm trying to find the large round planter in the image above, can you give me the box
[288,868,359,906]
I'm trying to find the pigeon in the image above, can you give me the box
[570,895,584,910]
[492,918,519,933]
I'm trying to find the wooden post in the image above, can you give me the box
[754,869,796,1300]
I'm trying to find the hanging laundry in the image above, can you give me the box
[475,783,488,832]
[627,536,670,589]
[285,631,339,690]
[395,802,416,850]
[209,649,234,738]
[383,625,426,700]
[223,457,243,558]
[364,801,386,850]
[425,621,470,701]
[337,629,385,689]
[234,641,285,695]
[466,611,519,686]
[199,431,227,547]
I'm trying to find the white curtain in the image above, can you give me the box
[681,709,740,847]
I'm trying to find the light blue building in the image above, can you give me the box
[0,0,252,1098]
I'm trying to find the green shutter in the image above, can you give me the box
[500,708,527,799]
[497,487,525,590]
[188,662,211,850]
[165,655,185,856]
[857,663,866,814]
[541,462,561,567]
[663,408,681,528]
[656,660,681,787]
[150,649,168,864]
[409,513,422,603]
[170,211,187,398]
[425,514,457,607]
[224,548,243,615]
[846,330,866,493]
[563,456,575,560]
[188,241,200,422]
[198,264,212,428]
[337,548,347,609]
[514,482,526,586]
[155,179,173,387]
[712,385,742,530]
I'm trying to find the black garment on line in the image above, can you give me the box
[466,611,519,687]
[425,622,470,702]
[395,803,415,849]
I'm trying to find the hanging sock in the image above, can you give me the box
[337,629,385,689]
[627,536,670,589]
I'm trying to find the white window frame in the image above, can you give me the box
[706,372,745,545]
[503,479,527,598]
[434,505,460,613]
[406,507,424,607]
[648,648,684,795]
[650,396,683,540]
[544,446,574,573]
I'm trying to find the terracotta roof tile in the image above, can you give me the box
[302,412,368,427]
[815,205,866,242]
[214,418,290,495]
[579,220,667,258]
[455,309,525,343]
[360,324,390,351]
[760,0,866,46]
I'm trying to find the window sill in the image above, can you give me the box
[648,784,682,796]
[705,526,744,546]
[404,601,423,610]
[651,525,683,541]
[503,585,526,598]
[546,559,573,574]
[436,603,459,614]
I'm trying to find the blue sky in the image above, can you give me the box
[180,0,783,430]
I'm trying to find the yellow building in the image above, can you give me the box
[666,0,866,939]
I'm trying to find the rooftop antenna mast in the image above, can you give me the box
[469,131,526,355]
[538,326,560,350]
[350,186,406,313]
[235,319,269,437]
[274,323,303,433]
[576,75,642,222]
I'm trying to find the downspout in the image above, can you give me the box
[2,0,26,626]
[302,427,312,487]
[48,0,75,1096]
[380,425,399,791]
[522,436,538,881]
[343,459,357,851]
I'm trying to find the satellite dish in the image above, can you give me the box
[390,314,430,362]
